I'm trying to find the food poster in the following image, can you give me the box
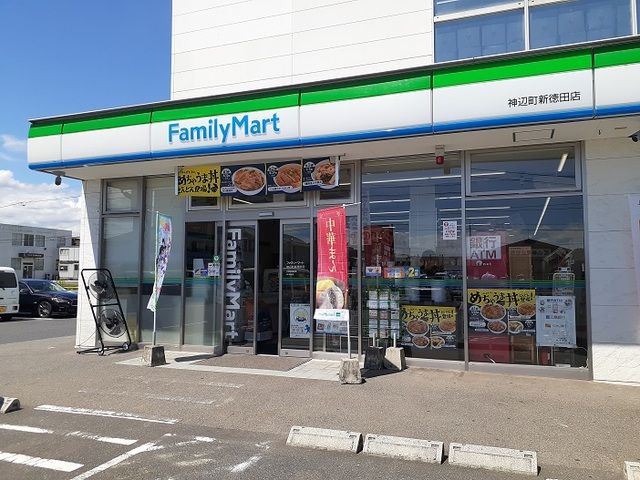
[176,165,221,197]
[266,160,303,194]
[302,157,339,191]
[467,288,536,336]
[314,207,349,330]
[400,305,458,350]
[466,233,508,279]
[220,164,266,196]
[536,296,576,347]
[289,303,311,339]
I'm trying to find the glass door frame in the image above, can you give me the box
[279,218,314,358]
[225,220,259,355]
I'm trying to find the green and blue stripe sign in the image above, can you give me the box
[28,41,640,171]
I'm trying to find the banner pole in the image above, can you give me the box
[347,317,351,359]
[152,210,158,346]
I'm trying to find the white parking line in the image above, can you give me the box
[35,404,178,425]
[66,431,138,446]
[229,455,262,473]
[0,450,83,472]
[69,442,158,480]
[0,424,53,434]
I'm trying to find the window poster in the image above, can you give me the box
[220,164,267,196]
[536,296,576,347]
[176,165,221,197]
[466,233,508,279]
[400,305,457,350]
[302,157,339,191]
[467,288,536,336]
[289,303,311,339]
[265,160,302,194]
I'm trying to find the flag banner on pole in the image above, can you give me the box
[147,213,172,312]
[314,206,349,333]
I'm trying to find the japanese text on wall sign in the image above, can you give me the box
[508,91,581,108]
[176,165,221,197]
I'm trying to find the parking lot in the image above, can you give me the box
[0,315,75,345]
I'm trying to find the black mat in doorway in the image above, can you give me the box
[194,354,310,371]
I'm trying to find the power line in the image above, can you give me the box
[0,195,81,209]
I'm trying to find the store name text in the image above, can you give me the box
[168,113,281,145]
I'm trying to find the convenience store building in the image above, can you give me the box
[27,1,640,383]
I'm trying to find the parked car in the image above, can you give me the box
[0,267,20,321]
[18,280,77,318]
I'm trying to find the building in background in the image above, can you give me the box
[0,224,72,280]
[27,1,640,384]
[58,236,80,280]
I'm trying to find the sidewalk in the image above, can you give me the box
[1,335,638,479]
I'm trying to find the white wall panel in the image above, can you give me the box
[595,63,640,112]
[293,33,431,76]
[173,34,292,73]
[61,125,151,162]
[174,0,292,34]
[173,56,293,93]
[28,135,62,165]
[173,0,247,16]
[294,0,355,10]
[171,76,295,99]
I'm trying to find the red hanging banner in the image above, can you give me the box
[315,206,348,312]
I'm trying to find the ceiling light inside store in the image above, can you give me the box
[557,153,568,172]
[233,198,253,205]
[370,211,411,215]
[369,199,411,204]
[533,197,551,236]
[362,174,461,184]
[470,172,506,177]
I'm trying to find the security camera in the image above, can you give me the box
[54,175,62,186]
[631,133,639,143]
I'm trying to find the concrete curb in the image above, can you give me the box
[0,397,20,414]
[363,434,443,463]
[287,426,362,453]
[626,461,640,480]
[448,443,538,476]
[143,345,166,367]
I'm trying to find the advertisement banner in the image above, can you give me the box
[302,157,339,191]
[220,164,266,196]
[266,160,303,194]
[400,305,457,349]
[466,233,508,279]
[290,303,311,338]
[629,194,640,305]
[467,288,536,336]
[176,165,221,197]
[146,213,172,312]
[314,206,348,331]
[536,296,576,347]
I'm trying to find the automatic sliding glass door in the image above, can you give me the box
[279,220,312,357]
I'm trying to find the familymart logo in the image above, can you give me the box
[168,112,281,145]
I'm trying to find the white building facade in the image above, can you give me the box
[27,1,640,384]
[0,223,72,280]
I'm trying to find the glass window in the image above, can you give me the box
[10,258,21,270]
[360,156,464,360]
[435,0,516,16]
[35,235,45,247]
[188,196,219,209]
[12,233,21,246]
[34,258,44,271]
[57,237,67,247]
[469,146,577,194]
[465,195,587,368]
[0,272,17,288]
[230,191,305,207]
[23,234,34,246]
[141,177,185,344]
[105,178,140,212]
[530,0,632,49]
[103,216,141,342]
[317,164,354,205]
[435,10,524,62]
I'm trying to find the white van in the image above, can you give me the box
[0,267,20,321]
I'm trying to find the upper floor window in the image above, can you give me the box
[23,234,34,246]
[35,235,45,247]
[434,0,636,63]
[12,233,21,246]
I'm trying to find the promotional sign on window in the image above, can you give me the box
[290,303,311,339]
[400,305,457,349]
[302,157,339,191]
[265,160,303,194]
[220,164,266,196]
[176,165,221,197]
[314,206,349,333]
[536,296,576,347]
[466,233,508,279]
[467,288,536,336]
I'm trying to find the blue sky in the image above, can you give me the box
[0,0,171,233]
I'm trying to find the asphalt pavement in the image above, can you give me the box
[0,315,75,345]
[0,330,639,479]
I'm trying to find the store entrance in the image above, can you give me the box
[225,219,311,356]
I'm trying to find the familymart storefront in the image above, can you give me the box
[28,41,640,383]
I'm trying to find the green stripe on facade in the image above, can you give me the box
[594,42,640,68]
[151,92,299,123]
[300,72,431,105]
[28,124,63,138]
[433,50,592,89]
[62,112,152,134]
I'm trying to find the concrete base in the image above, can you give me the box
[338,358,363,384]
[384,347,406,371]
[363,434,443,463]
[448,443,538,476]
[364,346,385,370]
[142,345,166,367]
[287,426,362,453]
[626,461,640,480]
[0,397,20,414]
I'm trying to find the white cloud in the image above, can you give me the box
[0,170,81,236]
[1,134,27,153]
